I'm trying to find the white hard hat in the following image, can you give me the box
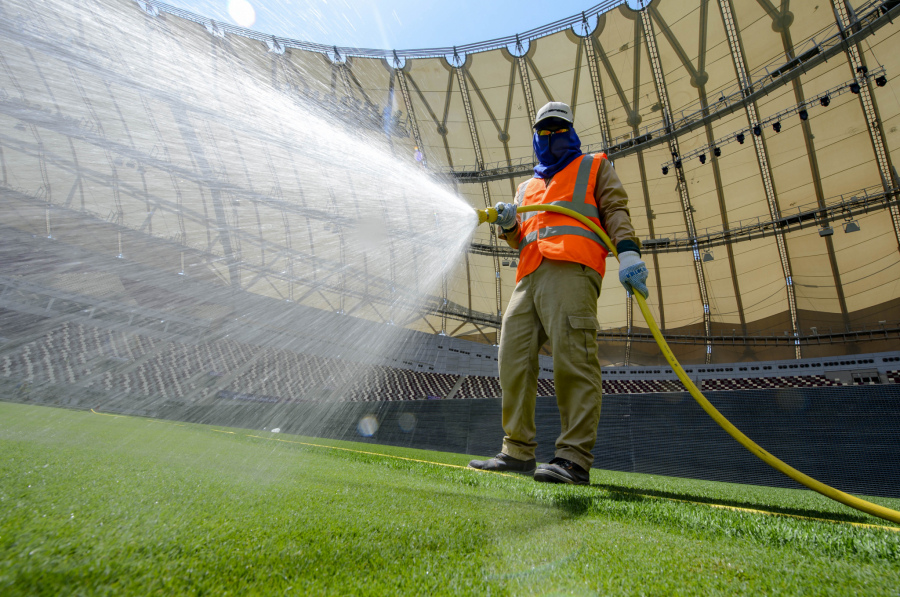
[534,102,574,128]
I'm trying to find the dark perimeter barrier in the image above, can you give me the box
[4,380,899,498]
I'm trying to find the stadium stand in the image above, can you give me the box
[2,318,898,403]
[700,376,842,391]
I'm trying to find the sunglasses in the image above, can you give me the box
[537,128,569,136]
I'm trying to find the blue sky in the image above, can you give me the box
[168,0,614,50]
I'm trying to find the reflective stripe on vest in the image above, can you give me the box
[519,225,608,254]
[521,155,599,222]
[571,155,595,207]
[516,182,535,221]
[520,230,538,251]
[515,181,528,205]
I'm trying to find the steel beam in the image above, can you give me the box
[0,180,432,317]
[650,3,747,335]
[585,23,644,355]
[636,151,665,329]
[140,0,620,61]
[640,9,713,363]
[516,54,537,126]
[456,63,502,318]
[832,0,900,252]
[443,1,900,183]
[597,325,900,347]
[624,292,633,366]
[6,185,895,352]
[465,64,518,195]
[525,56,555,104]
[425,299,900,347]
[583,32,612,149]
[772,12,851,336]
[717,0,801,359]
[582,26,627,358]
[394,67,426,163]
[473,184,900,257]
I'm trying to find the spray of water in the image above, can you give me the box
[0,0,477,439]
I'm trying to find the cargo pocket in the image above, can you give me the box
[568,315,600,363]
[568,316,599,331]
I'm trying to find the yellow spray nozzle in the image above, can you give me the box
[476,207,498,225]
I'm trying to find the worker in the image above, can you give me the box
[468,102,648,485]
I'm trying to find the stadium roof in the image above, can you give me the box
[2,0,899,365]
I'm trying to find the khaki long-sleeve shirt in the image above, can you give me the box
[499,155,640,254]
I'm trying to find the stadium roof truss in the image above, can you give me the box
[1,0,899,364]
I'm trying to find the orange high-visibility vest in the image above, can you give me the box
[514,154,610,283]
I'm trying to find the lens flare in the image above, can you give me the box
[398,412,416,432]
[227,0,256,28]
[357,415,379,437]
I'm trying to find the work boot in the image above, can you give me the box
[534,457,590,485]
[468,453,536,476]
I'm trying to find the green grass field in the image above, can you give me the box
[1,402,899,596]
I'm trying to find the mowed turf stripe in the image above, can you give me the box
[244,434,522,479]
[89,408,900,532]
[93,408,519,477]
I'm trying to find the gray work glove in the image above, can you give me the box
[618,251,649,299]
[494,202,518,231]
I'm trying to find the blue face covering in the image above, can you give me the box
[533,127,583,179]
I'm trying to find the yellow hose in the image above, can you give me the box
[477,203,900,525]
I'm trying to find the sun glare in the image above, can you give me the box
[227,0,256,28]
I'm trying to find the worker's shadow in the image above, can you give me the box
[551,482,886,526]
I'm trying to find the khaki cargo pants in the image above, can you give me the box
[499,259,603,471]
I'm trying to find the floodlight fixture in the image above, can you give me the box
[799,109,808,121]
[674,159,682,169]
[753,124,762,136]
[818,226,834,237]
[736,132,745,144]
[857,65,869,76]
[843,220,861,233]
[699,153,707,164]
[773,121,782,133]
[702,250,714,262]
[850,82,861,94]
[662,166,669,175]
[876,75,887,87]
[713,146,721,157]
[820,95,831,107]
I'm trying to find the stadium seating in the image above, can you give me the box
[699,375,841,391]
[1,320,896,403]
